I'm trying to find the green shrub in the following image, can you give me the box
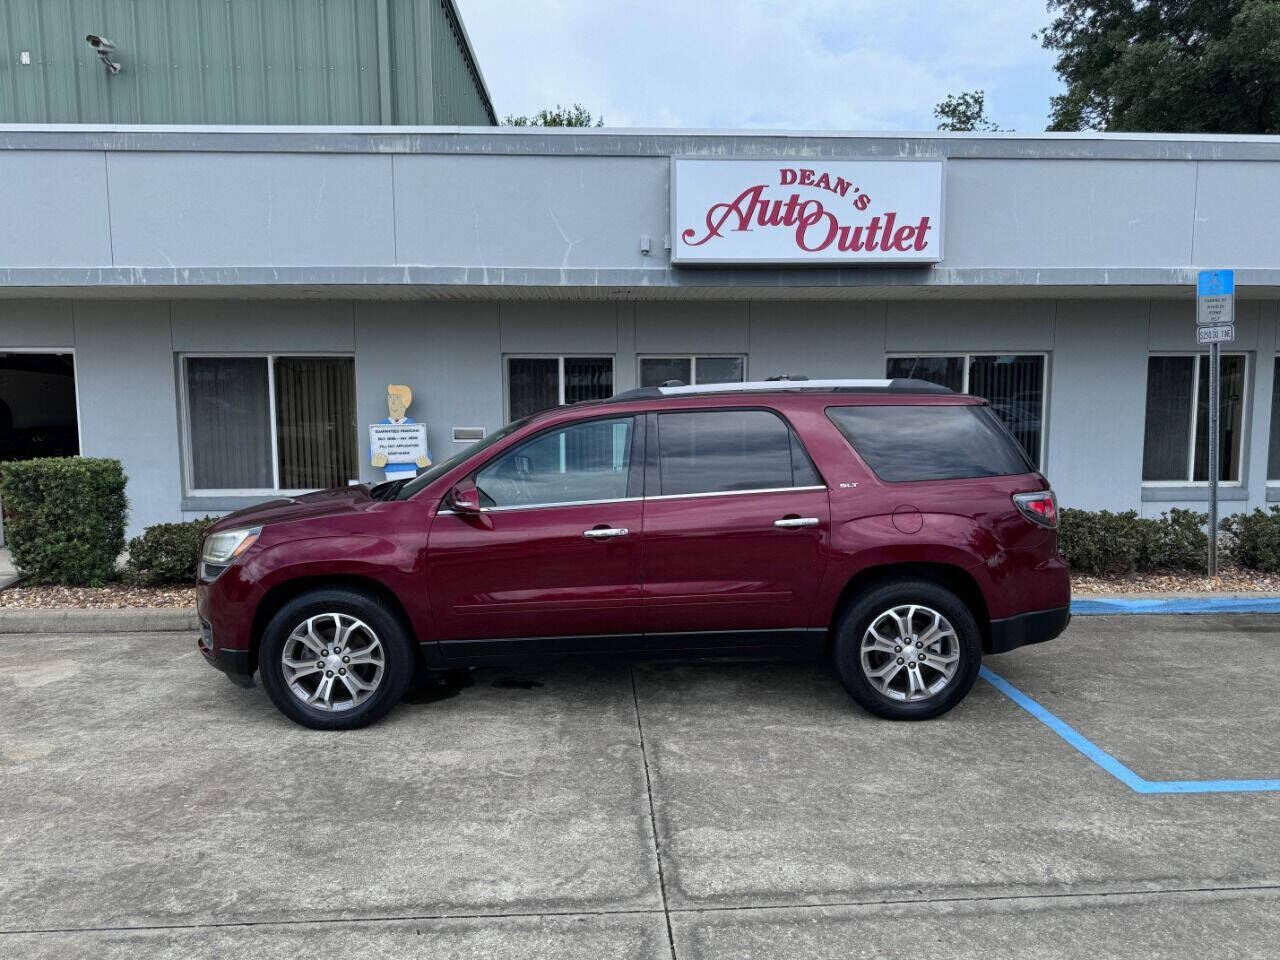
[1057,507,1208,575]
[1221,507,1280,573]
[125,516,217,586]
[0,457,128,585]
[1141,508,1209,571]
[1056,508,1147,576]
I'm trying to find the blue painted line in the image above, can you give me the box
[979,666,1280,794]
[1072,595,1280,615]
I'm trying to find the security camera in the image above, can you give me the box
[85,34,122,74]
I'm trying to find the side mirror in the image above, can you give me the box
[449,479,482,514]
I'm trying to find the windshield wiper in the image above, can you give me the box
[368,478,409,501]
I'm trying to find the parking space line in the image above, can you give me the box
[979,667,1280,795]
[1072,597,1280,615]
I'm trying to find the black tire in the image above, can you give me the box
[832,579,981,721]
[259,587,415,730]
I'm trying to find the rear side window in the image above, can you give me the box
[656,409,821,495]
[827,404,1034,482]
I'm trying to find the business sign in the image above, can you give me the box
[672,159,943,265]
[369,422,428,464]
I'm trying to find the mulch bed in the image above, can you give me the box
[1070,565,1280,595]
[1,565,1279,609]
[0,584,197,609]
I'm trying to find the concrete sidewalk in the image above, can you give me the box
[1,615,1278,958]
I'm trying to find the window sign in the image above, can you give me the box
[672,160,943,265]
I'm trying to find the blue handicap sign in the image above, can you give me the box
[1197,269,1234,297]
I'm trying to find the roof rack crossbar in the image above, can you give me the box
[606,378,952,402]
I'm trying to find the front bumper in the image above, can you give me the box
[198,615,255,687]
[986,605,1071,655]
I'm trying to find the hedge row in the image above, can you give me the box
[1058,506,1280,575]
[125,516,218,586]
[0,458,128,585]
[8,457,1280,584]
[0,457,216,586]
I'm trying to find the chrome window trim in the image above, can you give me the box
[438,495,643,515]
[436,484,828,515]
[646,484,827,502]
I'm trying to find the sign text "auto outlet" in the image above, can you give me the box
[671,159,944,266]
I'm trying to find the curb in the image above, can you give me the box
[0,607,198,635]
[1072,596,1280,615]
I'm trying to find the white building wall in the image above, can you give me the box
[354,301,504,491]
[6,295,1280,535]
[1047,301,1150,512]
[72,301,184,531]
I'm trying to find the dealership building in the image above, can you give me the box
[2,124,1280,534]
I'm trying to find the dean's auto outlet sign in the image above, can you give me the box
[672,159,943,265]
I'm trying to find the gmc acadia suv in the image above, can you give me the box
[197,379,1070,729]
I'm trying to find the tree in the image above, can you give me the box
[503,103,603,127]
[934,89,1003,131]
[1040,0,1280,133]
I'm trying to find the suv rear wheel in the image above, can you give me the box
[833,579,981,720]
[259,588,414,730]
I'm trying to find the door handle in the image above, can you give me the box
[583,527,630,539]
[774,517,819,528]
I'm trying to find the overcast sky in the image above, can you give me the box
[459,0,1063,133]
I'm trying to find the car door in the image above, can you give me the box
[640,407,831,654]
[427,414,645,662]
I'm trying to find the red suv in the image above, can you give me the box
[198,379,1069,729]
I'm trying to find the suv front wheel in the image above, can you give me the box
[259,587,415,730]
[833,579,981,720]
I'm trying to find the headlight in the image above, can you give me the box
[200,526,261,580]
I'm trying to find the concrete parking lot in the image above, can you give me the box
[1,615,1278,958]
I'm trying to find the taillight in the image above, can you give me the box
[1013,490,1058,528]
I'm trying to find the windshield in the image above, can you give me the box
[394,417,530,500]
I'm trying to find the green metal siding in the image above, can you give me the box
[429,0,491,125]
[0,0,494,124]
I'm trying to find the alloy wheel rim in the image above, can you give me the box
[859,604,961,702]
[281,613,385,712]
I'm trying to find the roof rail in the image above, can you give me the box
[607,378,952,402]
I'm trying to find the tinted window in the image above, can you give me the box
[476,417,633,508]
[827,404,1033,482]
[791,431,821,486]
[657,409,818,495]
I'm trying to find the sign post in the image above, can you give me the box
[1196,269,1235,576]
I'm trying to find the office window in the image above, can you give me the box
[183,355,357,492]
[1143,354,1245,483]
[886,354,1046,467]
[639,355,746,388]
[0,352,79,461]
[507,356,613,421]
[1269,358,1280,483]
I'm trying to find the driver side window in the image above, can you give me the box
[475,417,634,508]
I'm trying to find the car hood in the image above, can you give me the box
[208,486,376,531]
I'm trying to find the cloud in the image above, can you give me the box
[459,0,1062,132]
